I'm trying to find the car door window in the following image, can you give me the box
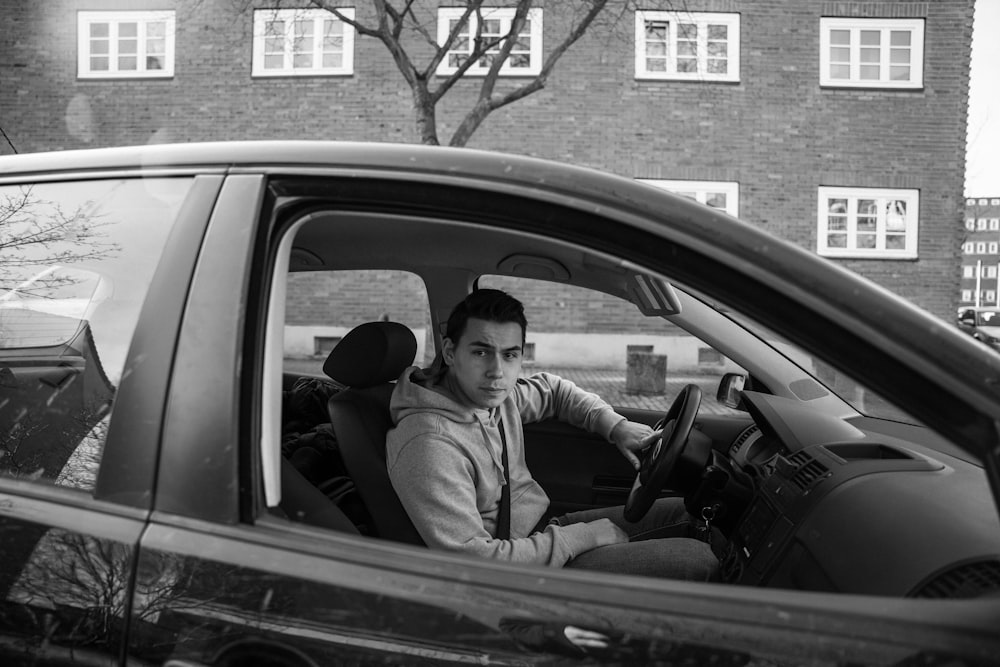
[0,178,194,492]
[478,275,745,416]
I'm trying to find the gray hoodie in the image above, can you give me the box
[386,367,625,566]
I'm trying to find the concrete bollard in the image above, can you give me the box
[626,351,667,395]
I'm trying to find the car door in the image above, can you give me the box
[123,164,1000,667]
[0,170,219,664]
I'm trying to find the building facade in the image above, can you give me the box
[960,197,1000,309]
[0,0,974,321]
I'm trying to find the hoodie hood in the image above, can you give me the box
[390,365,487,426]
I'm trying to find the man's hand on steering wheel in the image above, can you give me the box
[610,420,663,470]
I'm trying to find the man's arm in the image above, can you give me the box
[388,432,624,565]
[514,373,659,468]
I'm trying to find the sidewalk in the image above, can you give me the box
[532,366,738,416]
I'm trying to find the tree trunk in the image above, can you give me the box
[411,83,440,146]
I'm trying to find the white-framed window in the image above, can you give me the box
[985,290,997,303]
[963,265,976,278]
[976,242,987,254]
[436,7,542,76]
[991,218,1000,230]
[980,198,990,205]
[986,266,998,279]
[635,11,740,82]
[977,218,988,230]
[961,289,973,302]
[989,243,998,254]
[638,179,739,218]
[966,218,976,230]
[819,18,924,88]
[817,187,919,259]
[77,11,175,79]
[963,242,975,254]
[252,8,355,77]
[992,199,1000,206]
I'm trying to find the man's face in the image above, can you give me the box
[443,317,523,410]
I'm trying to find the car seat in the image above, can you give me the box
[324,321,426,546]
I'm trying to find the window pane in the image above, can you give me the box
[90,56,109,71]
[119,39,137,55]
[264,54,284,69]
[860,47,880,64]
[860,30,881,46]
[830,64,850,79]
[322,53,343,68]
[830,29,850,45]
[890,66,910,81]
[828,198,848,214]
[646,42,667,56]
[265,20,285,37]
[646,22,667,40]
[885,234,906,250]
[886,200,907,230]
[90,40,109,55]
[0,178,195,492]
[827,234,848,248]
[707,24,727,40]
[146,21,165,39]
[146,56,163,70]
[890,30,911,46]
[147,38,165,55]
[293,53,313,68]
[118,22,137,38]
[828,216,847,232]
[90,23,109,38]
[706,193,727,209]
[857,199,878,216]
[118,56,137,70]
[857,235,877,249]
[707,60,727,74]
[677,23,697,39]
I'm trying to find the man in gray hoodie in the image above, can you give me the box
[386,289,718,580]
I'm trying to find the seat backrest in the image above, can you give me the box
[324,321,425,546]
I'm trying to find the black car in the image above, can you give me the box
[1,142,999,666]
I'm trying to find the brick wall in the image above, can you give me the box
[0,0,973,320]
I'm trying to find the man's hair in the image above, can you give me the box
[445,288,527,346]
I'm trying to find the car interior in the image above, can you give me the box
[262,200,1000,600]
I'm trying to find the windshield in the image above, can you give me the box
[977,309,1000,325]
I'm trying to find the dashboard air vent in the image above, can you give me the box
[731,425,759,456]
[911,560,1000,599]
[786,450,829,492]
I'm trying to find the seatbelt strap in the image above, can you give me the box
[497,418,511,541]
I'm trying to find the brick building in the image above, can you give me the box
[960,196,1000,309]
[0,0,974,329]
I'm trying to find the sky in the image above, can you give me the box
[965,1,999,197]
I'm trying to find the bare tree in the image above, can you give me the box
[240,0,643,146]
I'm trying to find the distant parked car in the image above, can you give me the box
[957,306,1000,349]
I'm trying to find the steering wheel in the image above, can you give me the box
[624,384,702,522]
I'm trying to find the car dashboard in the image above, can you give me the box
[714,391,1000,598]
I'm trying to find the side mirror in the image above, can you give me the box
[716,373,746,410]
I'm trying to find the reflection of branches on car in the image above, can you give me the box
[0,185,120,295]
[6,528,242,655]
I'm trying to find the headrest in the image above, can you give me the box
[323,321,417,388]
